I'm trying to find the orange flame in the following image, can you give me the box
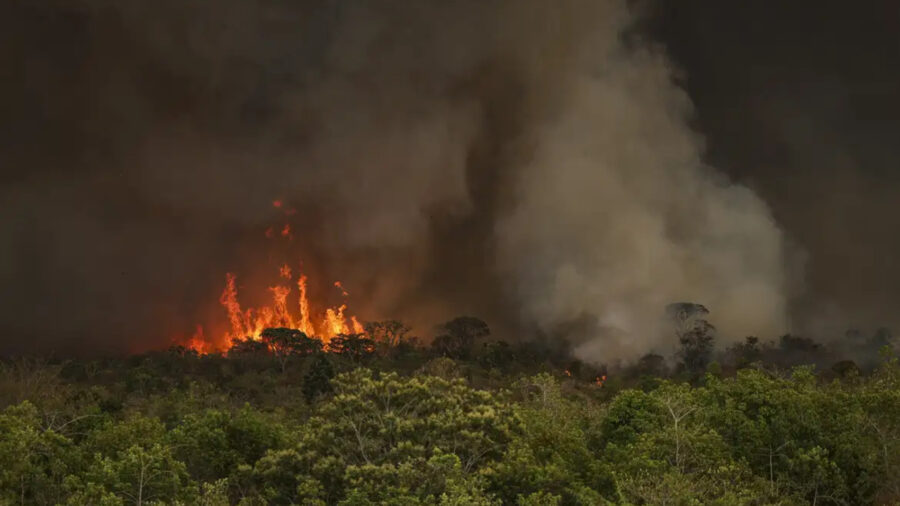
[296,274,315,338]
[325,305,349,336]
[190,265,362,352]
[183,201,363,353]
[268,285,294,328]
[350,316,364,334]
[186,325,208,354]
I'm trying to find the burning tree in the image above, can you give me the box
[186,262,365,354]
[327,333,376,363]
[228,337,269,355]
[180,201,369,354]
[260,327,323,373]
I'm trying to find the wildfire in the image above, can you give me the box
[186,263,364,353]
[186,325,210,354]
[181,200,364,353]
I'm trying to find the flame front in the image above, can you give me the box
[193,263,362,352]
[182,200,363,353]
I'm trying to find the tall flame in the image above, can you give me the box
[183,200,362,353]
[296,274,315,337]
[192,263,362,352]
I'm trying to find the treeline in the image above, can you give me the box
[1,315,899,505]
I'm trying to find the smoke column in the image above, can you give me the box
[0,0,789,357]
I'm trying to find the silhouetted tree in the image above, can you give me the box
[327,333,375,362]
[364,320,412,356]
[302,353,335,403]
[728,336,764,369]
[478,341,514,370]
[228,337,269,355]
[831,359,859,378]
[778,334,821,353]
[667,302,715,375]
[261,328,323,373]
[634,353,668,377]
[167,345,199,359]
[432,316,490,360]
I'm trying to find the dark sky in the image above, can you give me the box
[1,0,898,355]
[649,1,900,334]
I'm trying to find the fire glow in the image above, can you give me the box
[185,200,364,353]
[187,266,364,353]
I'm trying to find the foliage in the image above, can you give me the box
[1,322,899,505]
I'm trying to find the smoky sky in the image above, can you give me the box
[646,1,900,337]
[0,0,897,358]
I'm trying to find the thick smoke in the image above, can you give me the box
[649,1,900,342]
[0,0,789,357]
[494,58,788,358]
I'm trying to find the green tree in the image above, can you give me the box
[600,382,770,503]
[67,415,196,505]
[252,369,519,504]
[0,401,75,505]
[705,367,883,503]
[487,374,611,504]
[857,353,900,503]
[68,443,195,505]
[169,407,286,484]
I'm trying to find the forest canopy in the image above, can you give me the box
[1,316,899,505]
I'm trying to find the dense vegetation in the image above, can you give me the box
[1,314,899,505]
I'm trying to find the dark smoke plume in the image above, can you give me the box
[1,0,792,358]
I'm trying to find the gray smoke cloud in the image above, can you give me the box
[490,30,788,359]
[0,0,790,357]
